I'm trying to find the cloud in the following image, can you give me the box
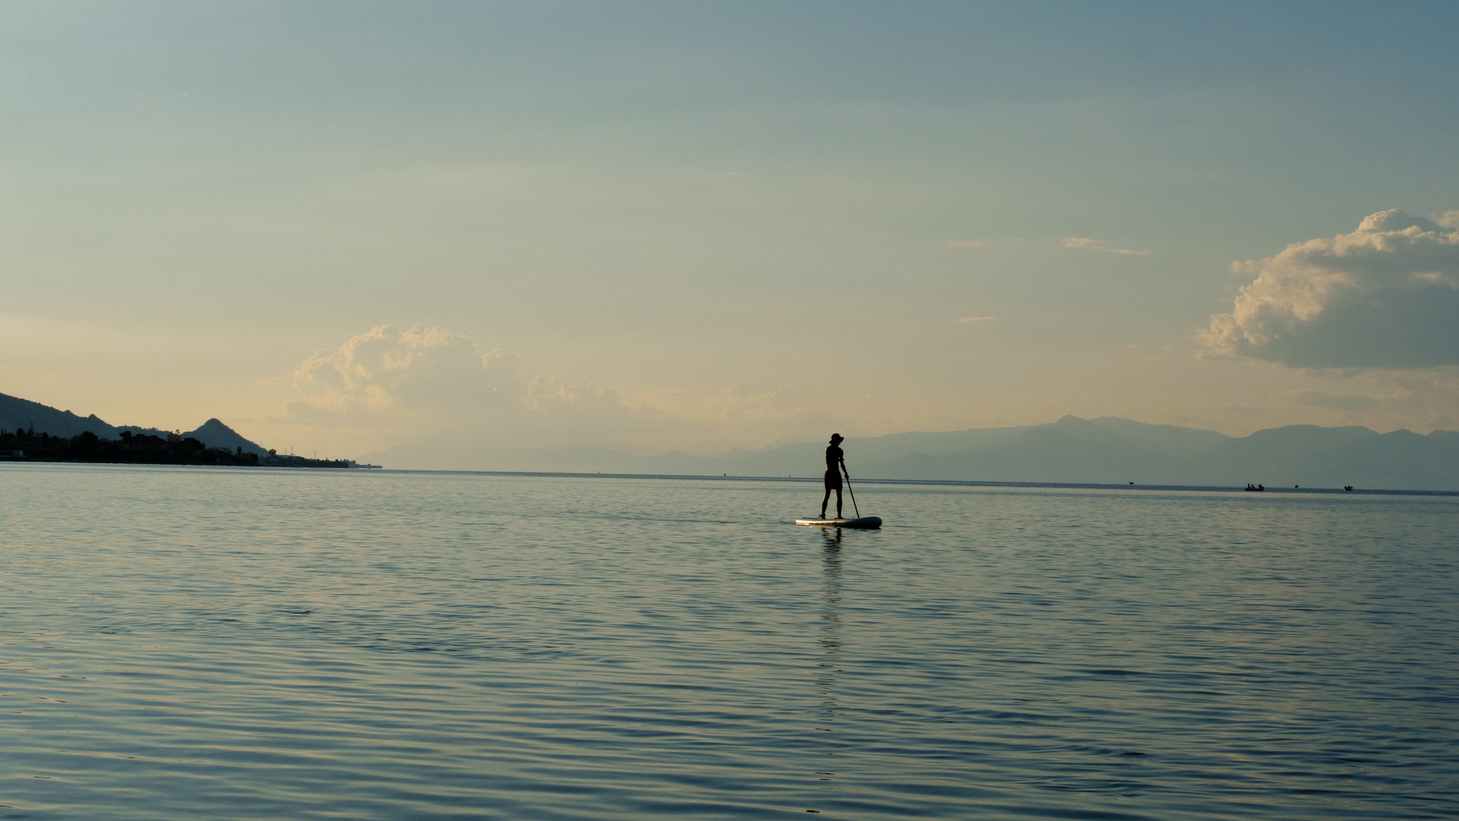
[946,239,990,250]
[284,324,719,465]
[1202,209,1459,368]
[1296,391,1382,412]
[957,314,997,323]
[1291,368,1459,432]
[291,325,515,417]
[1058,236,1151,257]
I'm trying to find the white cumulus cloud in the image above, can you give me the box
[1203,209,1459,368]
[283,324,705,465]
[291,325,514,416]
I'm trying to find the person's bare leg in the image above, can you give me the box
[821,487,831,518]
[835,488,843,518]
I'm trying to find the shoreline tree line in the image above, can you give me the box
[0,428,351,469]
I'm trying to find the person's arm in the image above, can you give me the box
[840,456,849,479]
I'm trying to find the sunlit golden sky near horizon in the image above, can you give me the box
[6,1,1459,466]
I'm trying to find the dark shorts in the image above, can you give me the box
[824,469,842,490]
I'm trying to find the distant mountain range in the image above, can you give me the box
[365,412,1459,491]
[712,415,1459,491]
[8,389,1457,490]
[1,392,268,456]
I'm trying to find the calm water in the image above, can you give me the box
[2,464,1456,819]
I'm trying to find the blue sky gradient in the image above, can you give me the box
[5,2,1458,462]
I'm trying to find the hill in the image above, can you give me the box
[2,392,268,457]
[180,418,268,456]
[1,392,119,438]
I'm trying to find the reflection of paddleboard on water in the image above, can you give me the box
[795,515,882,529]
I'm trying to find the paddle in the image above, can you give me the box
[844,468,861,519]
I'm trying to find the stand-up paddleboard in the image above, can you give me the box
[795,516,882,529]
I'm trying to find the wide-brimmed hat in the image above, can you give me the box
[829,433,844,443]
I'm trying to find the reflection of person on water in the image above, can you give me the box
[816,530,843,734]
[820,433,849,519]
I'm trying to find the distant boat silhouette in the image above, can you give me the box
[1244,483,1265,492]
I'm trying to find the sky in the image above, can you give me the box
[5,1,1459,466]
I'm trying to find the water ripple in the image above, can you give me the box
[2,465,1457,818]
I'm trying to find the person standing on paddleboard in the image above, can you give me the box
[821,433,848,519]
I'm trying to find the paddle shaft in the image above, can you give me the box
[844,469,861,518]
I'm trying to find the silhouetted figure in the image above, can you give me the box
[820,433,848,519]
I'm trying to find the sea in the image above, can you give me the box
[2,463,1456,819]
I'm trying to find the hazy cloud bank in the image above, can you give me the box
[286,325,665,460]
[292,325,515,418]
[1058,236,1152,257]
[1204,209,1459,368]
[281,325,832,468]
[1296,390,1382,413]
